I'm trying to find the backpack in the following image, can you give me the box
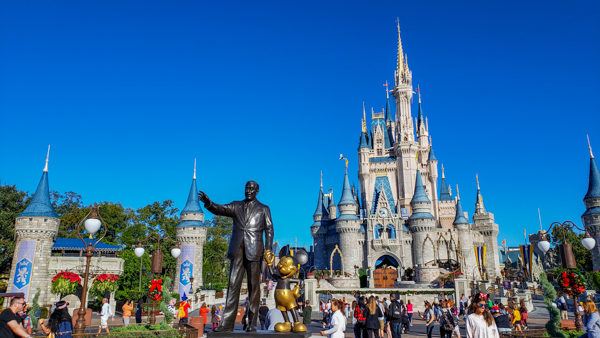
[389,301,403,320]
[440,309,455,331]
[354,305,366,325]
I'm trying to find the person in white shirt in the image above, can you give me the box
[466,293,499,338]
[320,299,346,338]
[98,297,113,334]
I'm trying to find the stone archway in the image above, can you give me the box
[372,254,402,288]
[329,245,344,274]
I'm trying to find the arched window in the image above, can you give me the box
[374,224,384,239]
[386,224,396,239]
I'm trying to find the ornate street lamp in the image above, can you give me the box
[74,205,107,334]
[536,221,595,268]
[134,244,145,292]
[537,220,595,330]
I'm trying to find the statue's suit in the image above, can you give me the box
[204,198,274,330]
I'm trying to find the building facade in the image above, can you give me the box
[311,23,500,284]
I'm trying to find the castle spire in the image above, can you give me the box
[384,81,392,123]
[439,164,452,201]
[193,158,197,180]
[409,169,434,220]
[453,184,469,225]
[585,135,600,201]
[361,101,367,133]
[180,159,203,217]
[314,171,326,219]
[338,159,358,219]
[475,174,486,214]
[396,18,405,79]
[428,136,437,162]
[20,147,58,218]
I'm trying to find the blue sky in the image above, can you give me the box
[1,0,599,248]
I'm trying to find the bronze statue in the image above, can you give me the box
[199,180,275,332]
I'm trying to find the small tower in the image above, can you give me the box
[454,185,477,279]
[438,165,456,228]
[311,171,328,269]
[428,136,439,219]
[582,136,600,271]
[335,161,362,275]
[175,159,207,300]
[8,146,60,305]
[471,175,501,278]
[408,170,437,283]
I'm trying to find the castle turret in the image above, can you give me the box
[471,175,500,278]
[454,185,477,279]
[311,172,328,269]
[428,136,439,219]
[335,162,362,275]
[582,136,600,271]
[8,146,60,305]
[408,170,437,283]
[175,159,207,300]
[416,86,429,148]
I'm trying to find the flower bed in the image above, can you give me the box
[51,271,81,296]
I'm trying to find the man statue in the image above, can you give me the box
[199,180,275,332]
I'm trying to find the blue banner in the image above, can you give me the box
[178,244,195,300]
[11,240,36,300]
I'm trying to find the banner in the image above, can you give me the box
[11,240,37,300]
[473,245,487,279]
[178,244,196,300]
[519,244,534,278]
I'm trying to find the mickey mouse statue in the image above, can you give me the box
[273,255,307,333]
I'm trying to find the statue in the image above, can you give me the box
[273,255,307,333]
[199,180,275,332]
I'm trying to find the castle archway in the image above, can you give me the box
[372,254,402,288]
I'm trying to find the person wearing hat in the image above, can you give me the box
[40,300,73,338]
[178,295,191,327]
[491,304,511,334]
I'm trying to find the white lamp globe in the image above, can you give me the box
[537,240,551,254]
[582,237,596,251]
[84,218,102,235]
[171,248,182,259]
[134,247,145,258]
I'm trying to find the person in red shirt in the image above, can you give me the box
[199,303,210,332]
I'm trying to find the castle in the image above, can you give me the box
[310,23,500,285]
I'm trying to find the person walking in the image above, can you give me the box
[466,293,499,338]
[41,300,73,338]
[353,296,368,338]
[491,305,511,335]
[320,299,346,338]
[439,300,457,338]
[406,300,413,327]
[386,293,403,338]
[518,299,528,329]
[302,300,312,326]
[418,301,436,338]
[135,299,143,324]
[509,303,522,332]
[558,294,569,320]
[178,296,191,327]
[199,303,210,332]
[0,296,32,338]
[98,297,113,334]
[584,301,600,338]
[122,300,134,326]
[365,296,383,338]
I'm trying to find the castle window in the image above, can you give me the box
[386,225,396,239]
[374,224,384,239]
[377,150,383,156]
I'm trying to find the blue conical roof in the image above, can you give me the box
[385,95,393,123]
[453,197,469,225]
[411,170,431,204]
[20,171,58,218]
[585,157,600,200]
[359,132,369,149]
[428,146,437,161]
[440,180,452,201]
[181,178,203,214]
[338,169,357,206]
[314,188,326,216]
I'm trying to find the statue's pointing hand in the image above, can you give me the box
[198,191,210,204]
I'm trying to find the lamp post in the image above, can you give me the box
[136,236,181,325]
[74,205,107,334]
[537,220,596,330]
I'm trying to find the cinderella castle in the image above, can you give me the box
[310,23,500,286]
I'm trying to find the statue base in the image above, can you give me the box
[208,332,311,338]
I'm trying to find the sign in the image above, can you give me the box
[400,208,409,220]
[11,240,36,300]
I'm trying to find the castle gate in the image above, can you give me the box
[373,255,400,288]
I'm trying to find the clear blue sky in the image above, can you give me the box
[1,0,599,248]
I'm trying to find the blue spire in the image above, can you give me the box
[384,81,393,123]
[416,85,424,133]
[178,160,205,228]
[314,171,326,217]
[181,177,203,214]
[428,143,437,162]
[411,170,431,204]
[439,165,452,201]
[453,185,469,225]
[338,167,357,207]
[585,142,600,201]
[359,132,369,149]
[20,146,58,218]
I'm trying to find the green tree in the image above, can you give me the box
[0,185,27,274]
[116,249,151,301]
[202,216,232,291]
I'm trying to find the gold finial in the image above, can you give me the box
[43,144,50,172]
[339,154,349,169]
[588,134,595,159]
